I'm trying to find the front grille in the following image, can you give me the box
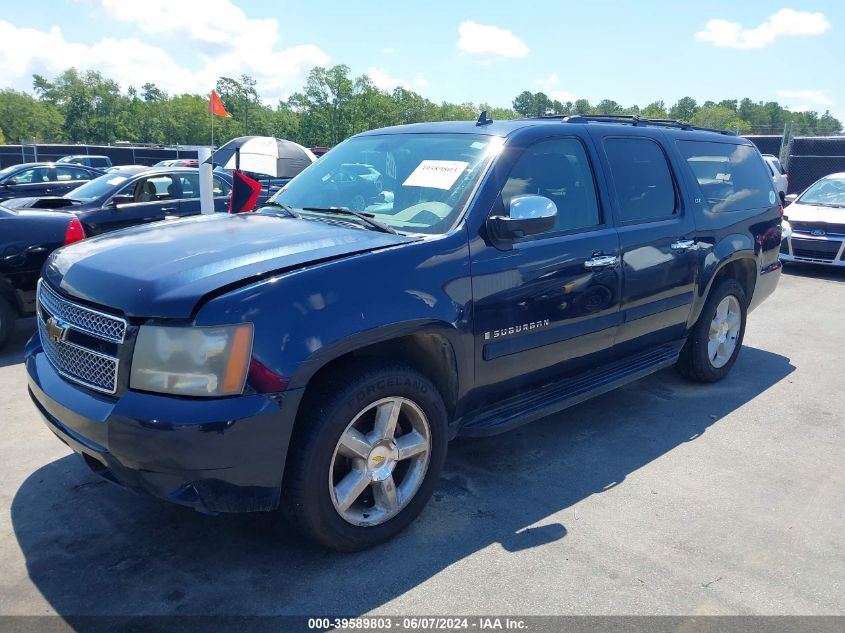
[37,281,125,394]
[791,221,845,235]
[38,282,126,343]
[790,238,842,262]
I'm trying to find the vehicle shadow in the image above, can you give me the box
[11,346,794,620]
[0,316,35,368]
[782,262,845,282]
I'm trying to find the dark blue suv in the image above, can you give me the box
[25,115,782,551]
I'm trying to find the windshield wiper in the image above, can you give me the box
[260,201,301,218]
[301,206,399,234]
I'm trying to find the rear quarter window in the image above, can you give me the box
[678,141,774,213]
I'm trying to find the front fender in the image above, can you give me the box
[195,227,474,403]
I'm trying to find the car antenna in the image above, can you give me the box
[476,110,493,126]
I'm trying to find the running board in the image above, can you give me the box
[458,343,683,437]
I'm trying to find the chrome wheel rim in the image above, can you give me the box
[329,397,431,527]
[708,295,741,368]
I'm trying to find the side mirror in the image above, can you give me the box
[488,195,557,240]
[6,177,17,186]
[110,194,135,207]
[784,193,798,205]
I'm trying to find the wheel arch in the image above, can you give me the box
[690,244,757,327]
[288,320,465,423]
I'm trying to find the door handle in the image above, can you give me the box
[671,239,697,251]
[584,255,619,269]
[160,206,177,212]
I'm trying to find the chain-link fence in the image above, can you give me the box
[781,128,845,194]
[0,143,201,169]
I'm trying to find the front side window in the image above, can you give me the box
[119,175,178,203]
[604,137,676,222]
[271,133,501,235]
[12,166,53,184]
[502,138,601,234]
[678,141,775,213]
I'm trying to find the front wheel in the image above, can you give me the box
[282,360,448,551]
[677,278,747,382]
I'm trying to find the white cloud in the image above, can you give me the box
[533,72,577,103]
[0,0,329,103]
[778,89,833,106]
[695,8,830,49]
[367,67,429,92]
[381,47,395,55]
[457,21,529,61]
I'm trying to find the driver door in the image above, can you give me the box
[470,136,622,399]
[98,174,178,233]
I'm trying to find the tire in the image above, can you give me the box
[0,296,15,350]
[677,278,747,383]
[282,359,448,551]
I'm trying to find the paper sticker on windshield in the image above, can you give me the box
[106,176,127,185]
[403,160,469,190]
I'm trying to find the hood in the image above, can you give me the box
[45,213,415,318]
[786,202,845,224]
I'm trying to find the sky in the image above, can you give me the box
[0,1,842,121]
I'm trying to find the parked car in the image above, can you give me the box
[153,159,199,168]
[105,165,147,173]
[0,162,102,203]
[780,172,845,266]
[2,167,232,235]
[213,166,289,205]
[0,206,85,348]
[762,154,788,201]
[57,155,113,169]
[25,116,782,551]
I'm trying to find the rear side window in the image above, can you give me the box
[56,166,90,181]
[502,137,601,234]
[678,141,774,213]
[604,138,676,222]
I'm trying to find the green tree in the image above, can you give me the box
[669,96,698,121]
[0,89,64,142]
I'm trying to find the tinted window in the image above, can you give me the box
[502,138,601,234]
[56,166,91,181]
[604,138,676,222]
[678,141,774,213]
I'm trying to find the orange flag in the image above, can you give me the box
[208,90,231,117]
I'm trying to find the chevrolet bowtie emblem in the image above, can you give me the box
[371,455,385,465]
[45,316,69,343]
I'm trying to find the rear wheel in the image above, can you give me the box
[677,278,747,382]
[0,297,15,350]
[282,360,448,551]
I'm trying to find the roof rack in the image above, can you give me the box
[531,114,736,136]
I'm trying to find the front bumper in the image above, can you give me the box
[780,233,845,267]
[25,335,303,514]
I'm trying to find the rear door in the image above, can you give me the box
[470,135,622,397]
[587,128,698,356]
[173,172,232,216]
[54,165,95,195]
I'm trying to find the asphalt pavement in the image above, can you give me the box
[0,264,842,618]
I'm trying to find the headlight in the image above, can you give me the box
[130,323,253,397]
[781,219,792,239]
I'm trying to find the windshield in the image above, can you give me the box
[798,176,845,207]
[64,172,132,202]
[268,133,502,234]
[56,156,77,164]
[0,165,18,177]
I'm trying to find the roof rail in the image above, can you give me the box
[531,114,736,136]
